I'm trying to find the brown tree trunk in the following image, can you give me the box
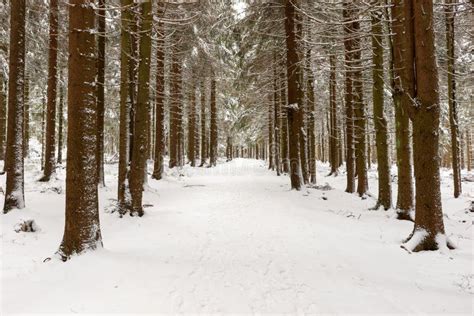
[58,0,102,259]
[343,1,355,193]
[402,0,451,252]
[118,0,133,209]
[307,57,316,184]
[4,0,26,213]
[96,0,106,186]
[129,0,152,216]
[57,83,64,164]
[40,0,59,182]
[392,0,414,219]
[169,39,182,169]
[352,13,368,197]
[280,66,290,174]
[274,61,281,176]
[152,4,165,179]
[371,3,391,210]
[23,76,29,159]
[209,75,217,167]
[0,75,6,161]
[329,54,338,175]
[199,78,207,167]
[284,0,303,190]
[268,92,274,170]
[445,0,461,198]
[188,80,197,167]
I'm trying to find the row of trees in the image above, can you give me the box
[1,0,472,259]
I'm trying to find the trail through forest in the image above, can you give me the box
[2,159,473,314]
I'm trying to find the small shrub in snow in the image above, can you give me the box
[14,219,39,233]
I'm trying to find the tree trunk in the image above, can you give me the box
[188,80,196,167]
[392,0,414,219]
[129,0,152,216]
[118,0,133,209]
[284,0,303,190]
[0,75,6,161]
[343,1,355,193]
[23,76,29,159]
[445,0,461,198]
[152,4,165,179]
[58,0,102,259]
[57,83,64,164]
[4,0,26,213]
[268,92,274,170]
[96,0,106,186]
[329,54,338,175]
[274,60,281,176]
[351,13,368,197]
[280,66,289,174]
[199,78,207,167]
[40,0,59,182]
[401,0,450,252]
[371,3,391,210]
[209,75,218,167]
[307,60,316,184]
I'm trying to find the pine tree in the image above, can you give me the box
[209,74,218,167]
[284,0,303,190]
[58,0,102,259]
[3,0,26,213]
[392,0,414,219]
[129,0,152,216]
[40,0,59,182]
[445,0,461,198]
[96,0,106,186]
[400,0,452,252]
[371,2,391,210]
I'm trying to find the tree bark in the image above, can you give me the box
[40,0,59,182]
[371,3,391,210]
[284,0,303,190]
[4,0,26,213]
[401,0,450,252]
[199,78,207,167]
[392,0,414,219]
[329,54,338,175]
[152,4,165,179]
[209,75,218,167]
[57,83,64,164]
[58,0,102,258]
[343,1,355,193]
[0,75,6,161]
[445,0,461,198]
[188,80,197,167]
[96,0,106,186]
[118,0,133,209]
[129,0,152,216]
[23,76,29,159]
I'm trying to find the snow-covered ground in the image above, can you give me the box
[1,158,473,314]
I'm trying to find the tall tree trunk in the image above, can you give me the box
[343,1,355,193]
[445,0,461,198]
[209,75,217,167]
[169,39,182,169]
[23,76,29,159]
[96,0,106,186]
[118,0,133,208]
[401,0,451,252]
[57,83,64,164]
[40,0,59,182]
[307,59,316,183]
[0,75,6,161]
[268,92,274,170]
[274,61,281,176]
[4,0,26,213]
[129,0,152,216]
[284,0,303,190]
[188,80,196,167]
[352,13,368,197]
[329,54,338,175]
[371,3,391,210]
[152,4,165,179]
[199,78,207,167]
[392,0,414,219]
[58,0,102,258]
[280,66,290,174]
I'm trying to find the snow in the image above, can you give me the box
[1,158,473,314]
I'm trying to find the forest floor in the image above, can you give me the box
[1,158,473,314]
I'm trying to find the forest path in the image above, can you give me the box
[1,159,472,314]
